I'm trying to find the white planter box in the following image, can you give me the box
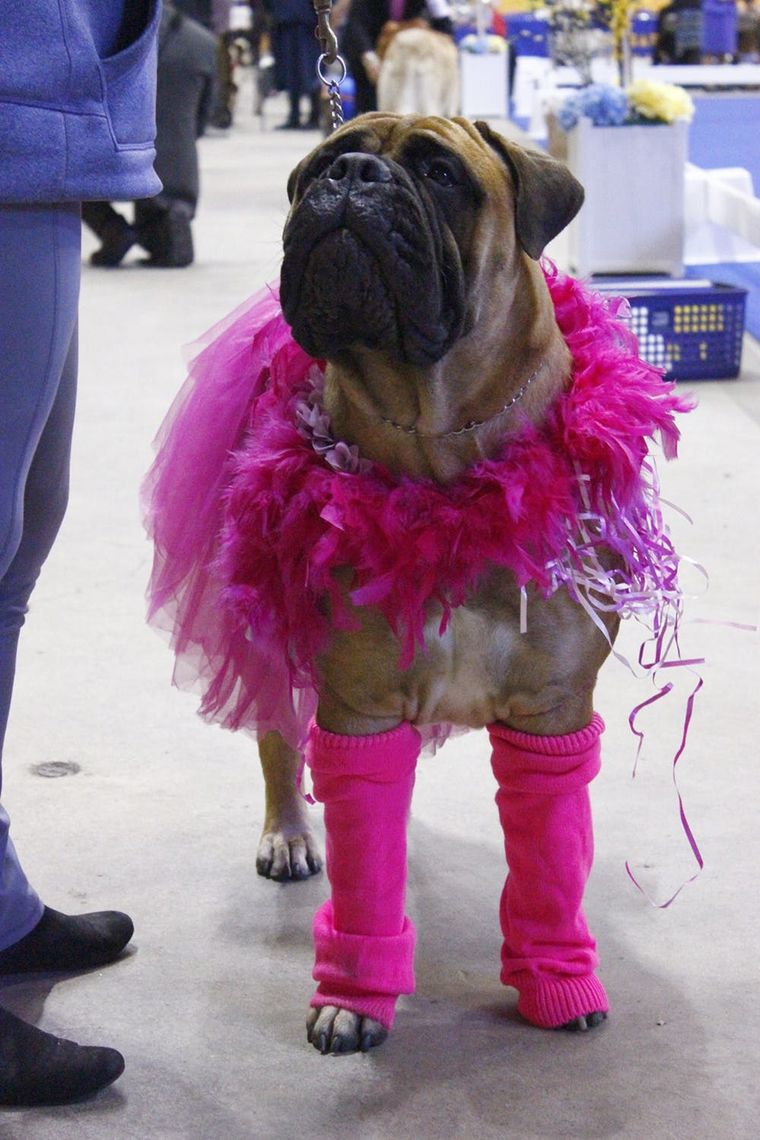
[566,118,688,277]
[459,49,509,118]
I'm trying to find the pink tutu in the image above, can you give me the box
[142,284,317,747]
[143,265,693,755]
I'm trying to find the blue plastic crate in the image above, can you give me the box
[591,278,747,380]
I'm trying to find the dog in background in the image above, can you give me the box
[377,26,460,116]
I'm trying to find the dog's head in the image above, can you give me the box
[280,113,583,367]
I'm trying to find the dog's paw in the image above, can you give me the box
[256,827,322,882]
[561,1011,607,1033]
[306,1006,388,1055]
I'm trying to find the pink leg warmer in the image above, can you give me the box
[306,722,421,1029]
[489,714,609,1029]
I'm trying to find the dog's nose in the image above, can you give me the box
[326,152,392,185]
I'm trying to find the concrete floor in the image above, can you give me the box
[2,84,759,1138]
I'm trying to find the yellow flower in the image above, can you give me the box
[626,79,695,124]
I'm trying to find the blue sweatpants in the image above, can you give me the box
[0,203,81,951]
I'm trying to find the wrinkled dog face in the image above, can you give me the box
[280,114,584,368]
[280,117,478,366]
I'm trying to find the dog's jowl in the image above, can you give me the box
[145,114,692,1055]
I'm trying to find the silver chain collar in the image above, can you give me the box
[377,360,545,439]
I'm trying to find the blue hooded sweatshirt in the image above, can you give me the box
[0,0,162,202]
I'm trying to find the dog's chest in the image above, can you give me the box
[320,568,609,731]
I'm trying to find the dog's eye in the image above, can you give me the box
[422,158,459,188]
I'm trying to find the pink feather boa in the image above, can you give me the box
[143,264,694,752]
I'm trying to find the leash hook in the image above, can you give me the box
[312,0,346,132]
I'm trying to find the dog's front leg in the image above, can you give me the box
[256,732,322,881]
[305,721,421,1054]
[489,714,609,1032]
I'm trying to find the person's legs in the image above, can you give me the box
[272,22,303,127]
[0,203,81,944]
[295,22,320,129]
[0,202,130,1105]
[0,324,131,969]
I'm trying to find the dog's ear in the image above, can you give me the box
[474,121,584,260]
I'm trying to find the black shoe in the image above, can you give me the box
[0,907,134,976]
[137,207,194,268]
[212,106,233,129]
[0,1007,124,1107]
[275,118,301,130]
[89,225,136,267]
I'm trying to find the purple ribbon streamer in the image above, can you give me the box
[625,664,705,908]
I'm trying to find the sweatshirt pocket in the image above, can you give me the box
[99,0,160,149]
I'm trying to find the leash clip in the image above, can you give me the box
[312,0,346,132]
[313,0,339,63]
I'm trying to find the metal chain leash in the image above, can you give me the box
[312,0,346,132]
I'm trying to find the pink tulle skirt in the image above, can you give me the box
[142,284,316,748]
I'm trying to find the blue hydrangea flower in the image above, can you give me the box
[559,84,630,130]
[557,96,582,131]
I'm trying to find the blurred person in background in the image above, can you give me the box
[174,0,236,126]
[654,0,704,64]
[738,0,760,59]
[0,0,159,1107]
[83,2,218,268]
[264,0,323,129]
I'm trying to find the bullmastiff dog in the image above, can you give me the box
[253,113,620,1053]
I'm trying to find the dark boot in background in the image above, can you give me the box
[135,198,194,268]
[82,202,136,267]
